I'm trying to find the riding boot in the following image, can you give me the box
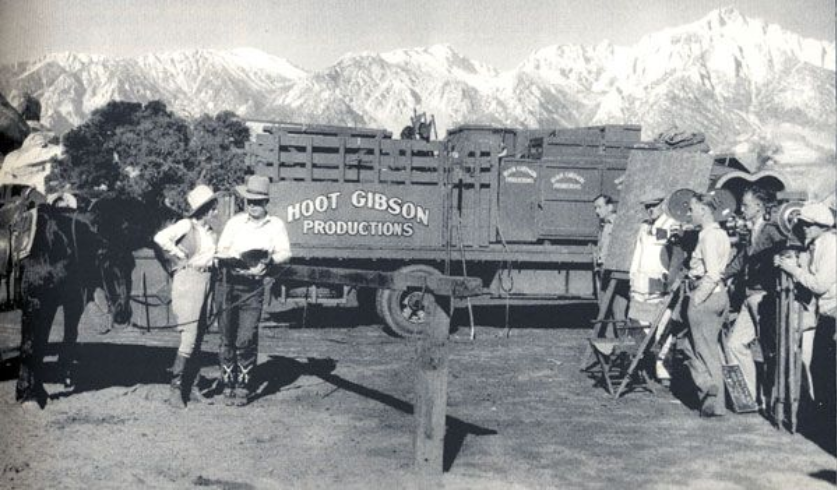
[180,355,205,405]
[61,347,78,390]
[168,354,188,409]
[220,364,238,406]
[233,363,253,407]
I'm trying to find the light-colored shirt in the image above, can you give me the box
[748,216,765,254]
[689,222,731,284]
[629,214,676,299]
[797,230,837,317]
[154,218,216,270]
[595,214,615,267]
[216,213,292,266]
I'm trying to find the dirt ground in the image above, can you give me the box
[0,303,834,490]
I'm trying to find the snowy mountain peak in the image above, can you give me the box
[335,50,384,64]
[33,51,107,70]
[223,48,308,79]
[705,6,748,28]
[381,43,499,77]
[137,48,307,80]
[0,7,833,198]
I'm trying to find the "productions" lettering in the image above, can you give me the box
[285,190,430,237]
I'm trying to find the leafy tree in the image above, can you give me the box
[188,110,250,196]
[52,100,190,203]
[111,101,192,204]
[51,101,250,216]
[51,101,142,194]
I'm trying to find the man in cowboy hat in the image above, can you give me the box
[215,175,291,406]
[775,202,836,416]
[154,184,219,408]
[628,187,679,383]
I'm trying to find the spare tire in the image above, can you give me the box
[375,264,445,338]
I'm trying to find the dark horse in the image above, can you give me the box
[15,199,142,407]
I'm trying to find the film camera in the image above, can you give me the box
[660,188,739,249]
[664,187,805,248]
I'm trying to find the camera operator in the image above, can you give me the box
[681,192,732,418]
[724,186,785,407]
[774,203,836,415]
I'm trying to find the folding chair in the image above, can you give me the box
[589,274,687,398]
[589,320,656,397]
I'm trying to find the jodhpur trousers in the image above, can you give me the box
[683,288,728,415]
[170,268,213,358]
[216,274,264,372]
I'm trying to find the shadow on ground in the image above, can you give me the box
[808,469,837,485]
[264,304,378,330]
[264,302,598,333]
[2,344,499,469]
[257,355,497,471]
[1,343,224,399]
[451,302,598,331]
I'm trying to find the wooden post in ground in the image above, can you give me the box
[414,293,450,487]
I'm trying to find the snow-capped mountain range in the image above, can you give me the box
[0,7,834,174]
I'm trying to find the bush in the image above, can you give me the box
[50,101,250,216]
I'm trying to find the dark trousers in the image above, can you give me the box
[596,271,629,321]
[17,283,84,402]
[216,275,264,373]
[683,288,729,415]
[17,295,55,402]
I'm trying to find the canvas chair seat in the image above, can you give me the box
[590,338,636,357]
[589,319,656,398]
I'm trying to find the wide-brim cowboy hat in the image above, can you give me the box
[235,175,271,200]
[797,202,835,227]
[186,184,218,217]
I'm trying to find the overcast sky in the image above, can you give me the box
[0,0,833,70]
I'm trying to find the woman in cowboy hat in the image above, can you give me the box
[154,184,219,409]
[215,175,291,406]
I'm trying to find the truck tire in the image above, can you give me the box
[376,264,443,338]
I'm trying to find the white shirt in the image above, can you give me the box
[596,214,615,267]
[216,213,292,266]
[629,214,676,299]
[689,222,732,283]
[797,230,837,317]
[154,218,217,270]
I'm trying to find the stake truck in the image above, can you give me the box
[244,122,652,336]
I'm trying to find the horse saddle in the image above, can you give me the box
[12,209,37,261]
[0,205,37,276]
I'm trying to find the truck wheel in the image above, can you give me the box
[376,264,444,338]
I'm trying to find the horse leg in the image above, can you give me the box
[17,295,59,405]
[60,291,85,390]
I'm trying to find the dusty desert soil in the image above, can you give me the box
[0,303,834,489]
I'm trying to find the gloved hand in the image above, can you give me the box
[245,261,268,277]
